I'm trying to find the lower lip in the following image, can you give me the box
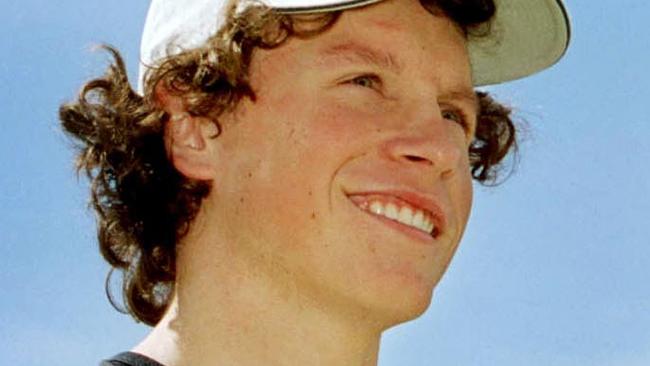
[349,200,436,245]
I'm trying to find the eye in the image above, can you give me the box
[347,74,382,90]
[442,109,467,126]
[442,108,470,131]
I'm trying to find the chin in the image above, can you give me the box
[357,276,439,329]
[394,288,436,325]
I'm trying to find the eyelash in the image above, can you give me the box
[347,74,382,90]
[441,108,470,131]
[344,74,473,134]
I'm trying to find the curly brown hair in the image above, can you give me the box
[59,0,515,326]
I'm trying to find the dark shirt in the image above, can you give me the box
[101,352,165,366]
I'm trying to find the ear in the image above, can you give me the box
[156,84,219,181]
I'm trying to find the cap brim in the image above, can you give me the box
[266,0,570,85]
[468,0,571,86]
[268,0,383,13]
[250,0,571,85]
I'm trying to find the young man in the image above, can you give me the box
[60,0,569,364]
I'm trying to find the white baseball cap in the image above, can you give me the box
[138,0,571,91]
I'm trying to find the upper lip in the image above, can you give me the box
[344,188,448,236]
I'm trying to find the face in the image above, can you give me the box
[203,0,476,327]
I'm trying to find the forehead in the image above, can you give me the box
[325,0,466,46]
[263,0,473,88]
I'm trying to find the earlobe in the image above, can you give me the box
[165,112,218,181]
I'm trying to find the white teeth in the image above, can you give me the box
[357,199,435,235]
[369,201,384,215]
[385,203,399,220]
[412,209,424,228]
[398,206,413,226]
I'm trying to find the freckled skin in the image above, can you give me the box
[200,0,473,326]
[145,0,476,364]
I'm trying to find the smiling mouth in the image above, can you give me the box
[347,194,440,238]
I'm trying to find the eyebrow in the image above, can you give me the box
[317,41,478,113]
[317,41,403,74]
[440,90,480,115]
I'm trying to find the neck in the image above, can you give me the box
[133,225,385,366]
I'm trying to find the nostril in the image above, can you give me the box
[403,155,433,165]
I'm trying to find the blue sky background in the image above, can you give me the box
[1,0,648,365]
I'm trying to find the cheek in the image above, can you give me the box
[461,177,473,222]
[453,165,474,232]
[307,97,383,149]
[218,103,343,248]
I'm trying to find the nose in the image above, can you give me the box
[379,111,465,180]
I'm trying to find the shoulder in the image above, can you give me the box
[100,352,166,366]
